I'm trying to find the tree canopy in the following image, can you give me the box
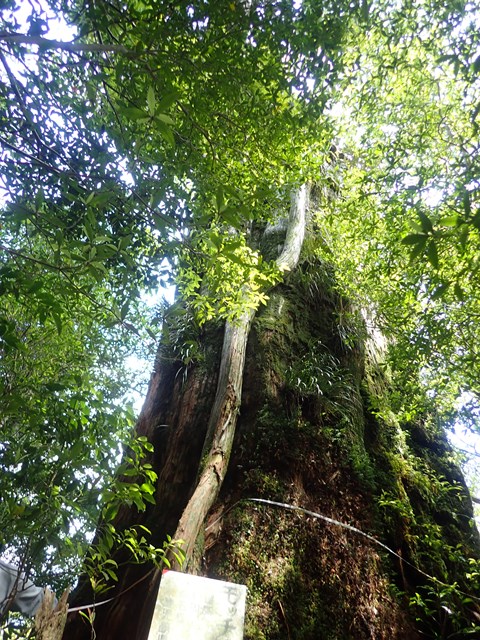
[1,0,480,632]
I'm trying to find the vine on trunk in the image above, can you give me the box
[167,184,310,570]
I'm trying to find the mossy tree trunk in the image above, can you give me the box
[65,192,480,640]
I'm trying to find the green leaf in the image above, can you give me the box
[103,503,119,522]
[105,568,118,581]
[155,118,175,146]
[120,302,129,321]
[221,208,240,227]
[408,220,424,233]
[409,238,427,262]
[91,193,113,208]
[472,101,480,126]
[431,282,449,300]
[132,494,145,511]
[427,240,439,269]
[53,314,63,335]
[118,235,132,251]
[156,91,180,111]
[35,188,45,211]
[437,54,456,64]
[459,226,469,251]
[27,280,43,293]
[454,282,465,301]
[361,0,370,22]
[45,382,66,391]
[439,215,458,227]
[84,222,95,242]
[471,211,480,230]
[472,54,480,75]
[120,467,139,477]
[140,482,154,494]
[156,113,175,125]
[216,186,224,212]
[147,85,156,115]
[226,252,245,266]
[417,210,433,234]
[402,233,428,246]
[6,203,31,223]
[119,105,149,120]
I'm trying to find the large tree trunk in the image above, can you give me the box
[65,194,480,639]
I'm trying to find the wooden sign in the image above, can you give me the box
[147,571,247,640]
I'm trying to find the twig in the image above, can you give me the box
[0,245,145,340]
[0,135,61,175]
[277,600,291,640]
[0,49,44,150]
[0,33,130,54]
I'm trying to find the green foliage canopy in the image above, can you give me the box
[321,2,480,416]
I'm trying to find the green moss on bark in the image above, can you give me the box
[201,257,479,639]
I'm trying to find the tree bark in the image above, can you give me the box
[64,184,480,640]
[64,185,309,639]
[35,588,69,640]
[168,183,309,571]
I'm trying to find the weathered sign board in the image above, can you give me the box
[147,570,247,640]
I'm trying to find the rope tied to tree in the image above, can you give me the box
[65,496,480,616]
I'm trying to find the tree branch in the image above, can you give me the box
[0,135,62,175]
[0,33,130,54]
[0,49,44,150]
[276,183,309,272]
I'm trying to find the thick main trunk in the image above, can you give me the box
[65,184,480,639]
[203,266,479,639]
[63,328,224,639]
[64,186,309,639]
[168,310,254,570]
[167,183,309,570]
